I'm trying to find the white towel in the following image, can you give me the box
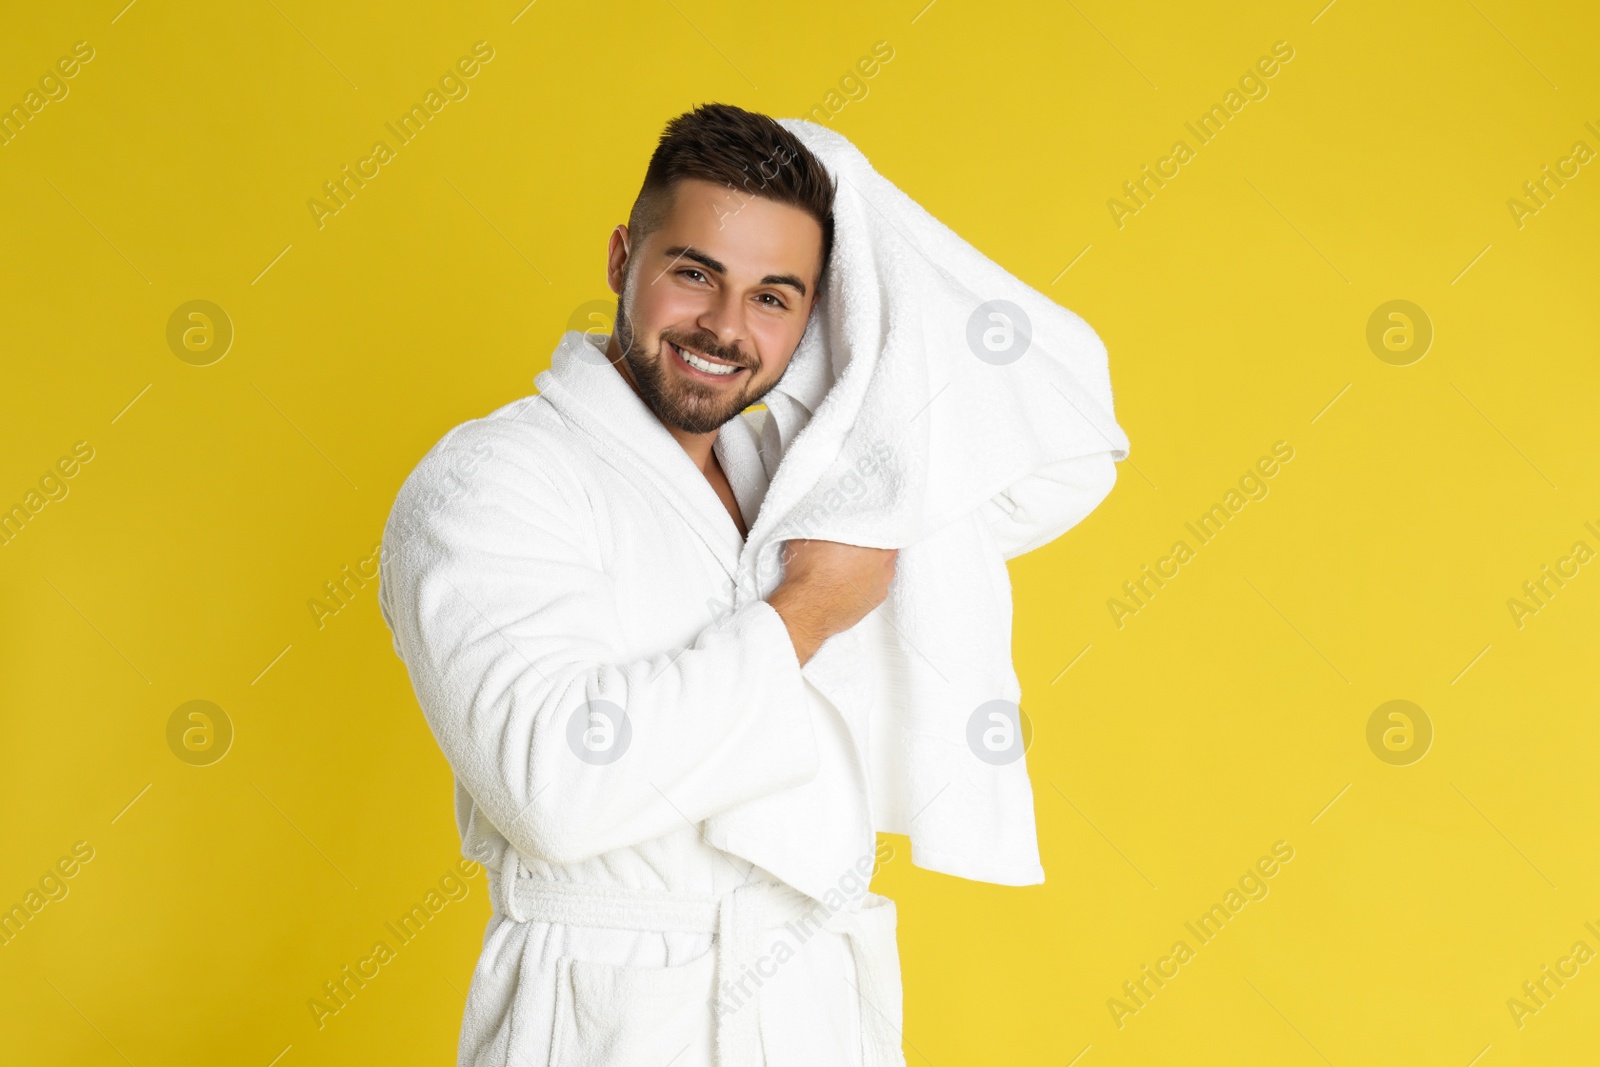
[701,118,1132,887]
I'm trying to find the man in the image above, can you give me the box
[379,103,904,1066]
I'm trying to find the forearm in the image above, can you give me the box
[767,583,825,666]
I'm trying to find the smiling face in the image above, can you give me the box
[605,178,823,436]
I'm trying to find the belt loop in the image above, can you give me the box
[500,849,527,922]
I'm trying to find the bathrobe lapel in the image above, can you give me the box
[534,331,750,580]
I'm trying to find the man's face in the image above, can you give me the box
[606,178,822,435]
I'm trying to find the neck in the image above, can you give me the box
[605,334,719,473]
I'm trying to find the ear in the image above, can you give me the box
[606,225,631,296]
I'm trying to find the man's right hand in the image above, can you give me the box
[767,539,899,666]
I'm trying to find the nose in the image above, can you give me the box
[694,290,749,363]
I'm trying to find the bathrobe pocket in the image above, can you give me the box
[550,945,718,1066]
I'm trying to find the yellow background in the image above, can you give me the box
[2,0,1597,1063]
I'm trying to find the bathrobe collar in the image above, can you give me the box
[532,330,771,581]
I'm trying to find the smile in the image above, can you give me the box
[669,341,746,380]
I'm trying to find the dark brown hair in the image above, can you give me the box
[628,102,836,293]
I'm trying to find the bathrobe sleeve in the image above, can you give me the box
[377,425,821,868]
[982,451,1119,561]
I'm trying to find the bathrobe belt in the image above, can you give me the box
[495,864,902,1067]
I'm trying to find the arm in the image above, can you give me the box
[982,451,1119,560]
[377,429,820,867]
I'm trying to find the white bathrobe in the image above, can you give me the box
[378,330,911,1066]
[381,325,1117,1064]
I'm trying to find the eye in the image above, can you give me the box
[758,292,788,310]
[677,268,709,284]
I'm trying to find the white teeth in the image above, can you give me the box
[674,343,740,376]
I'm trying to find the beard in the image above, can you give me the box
[613,273,785,435]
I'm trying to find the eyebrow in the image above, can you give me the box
[660,244,808,300]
